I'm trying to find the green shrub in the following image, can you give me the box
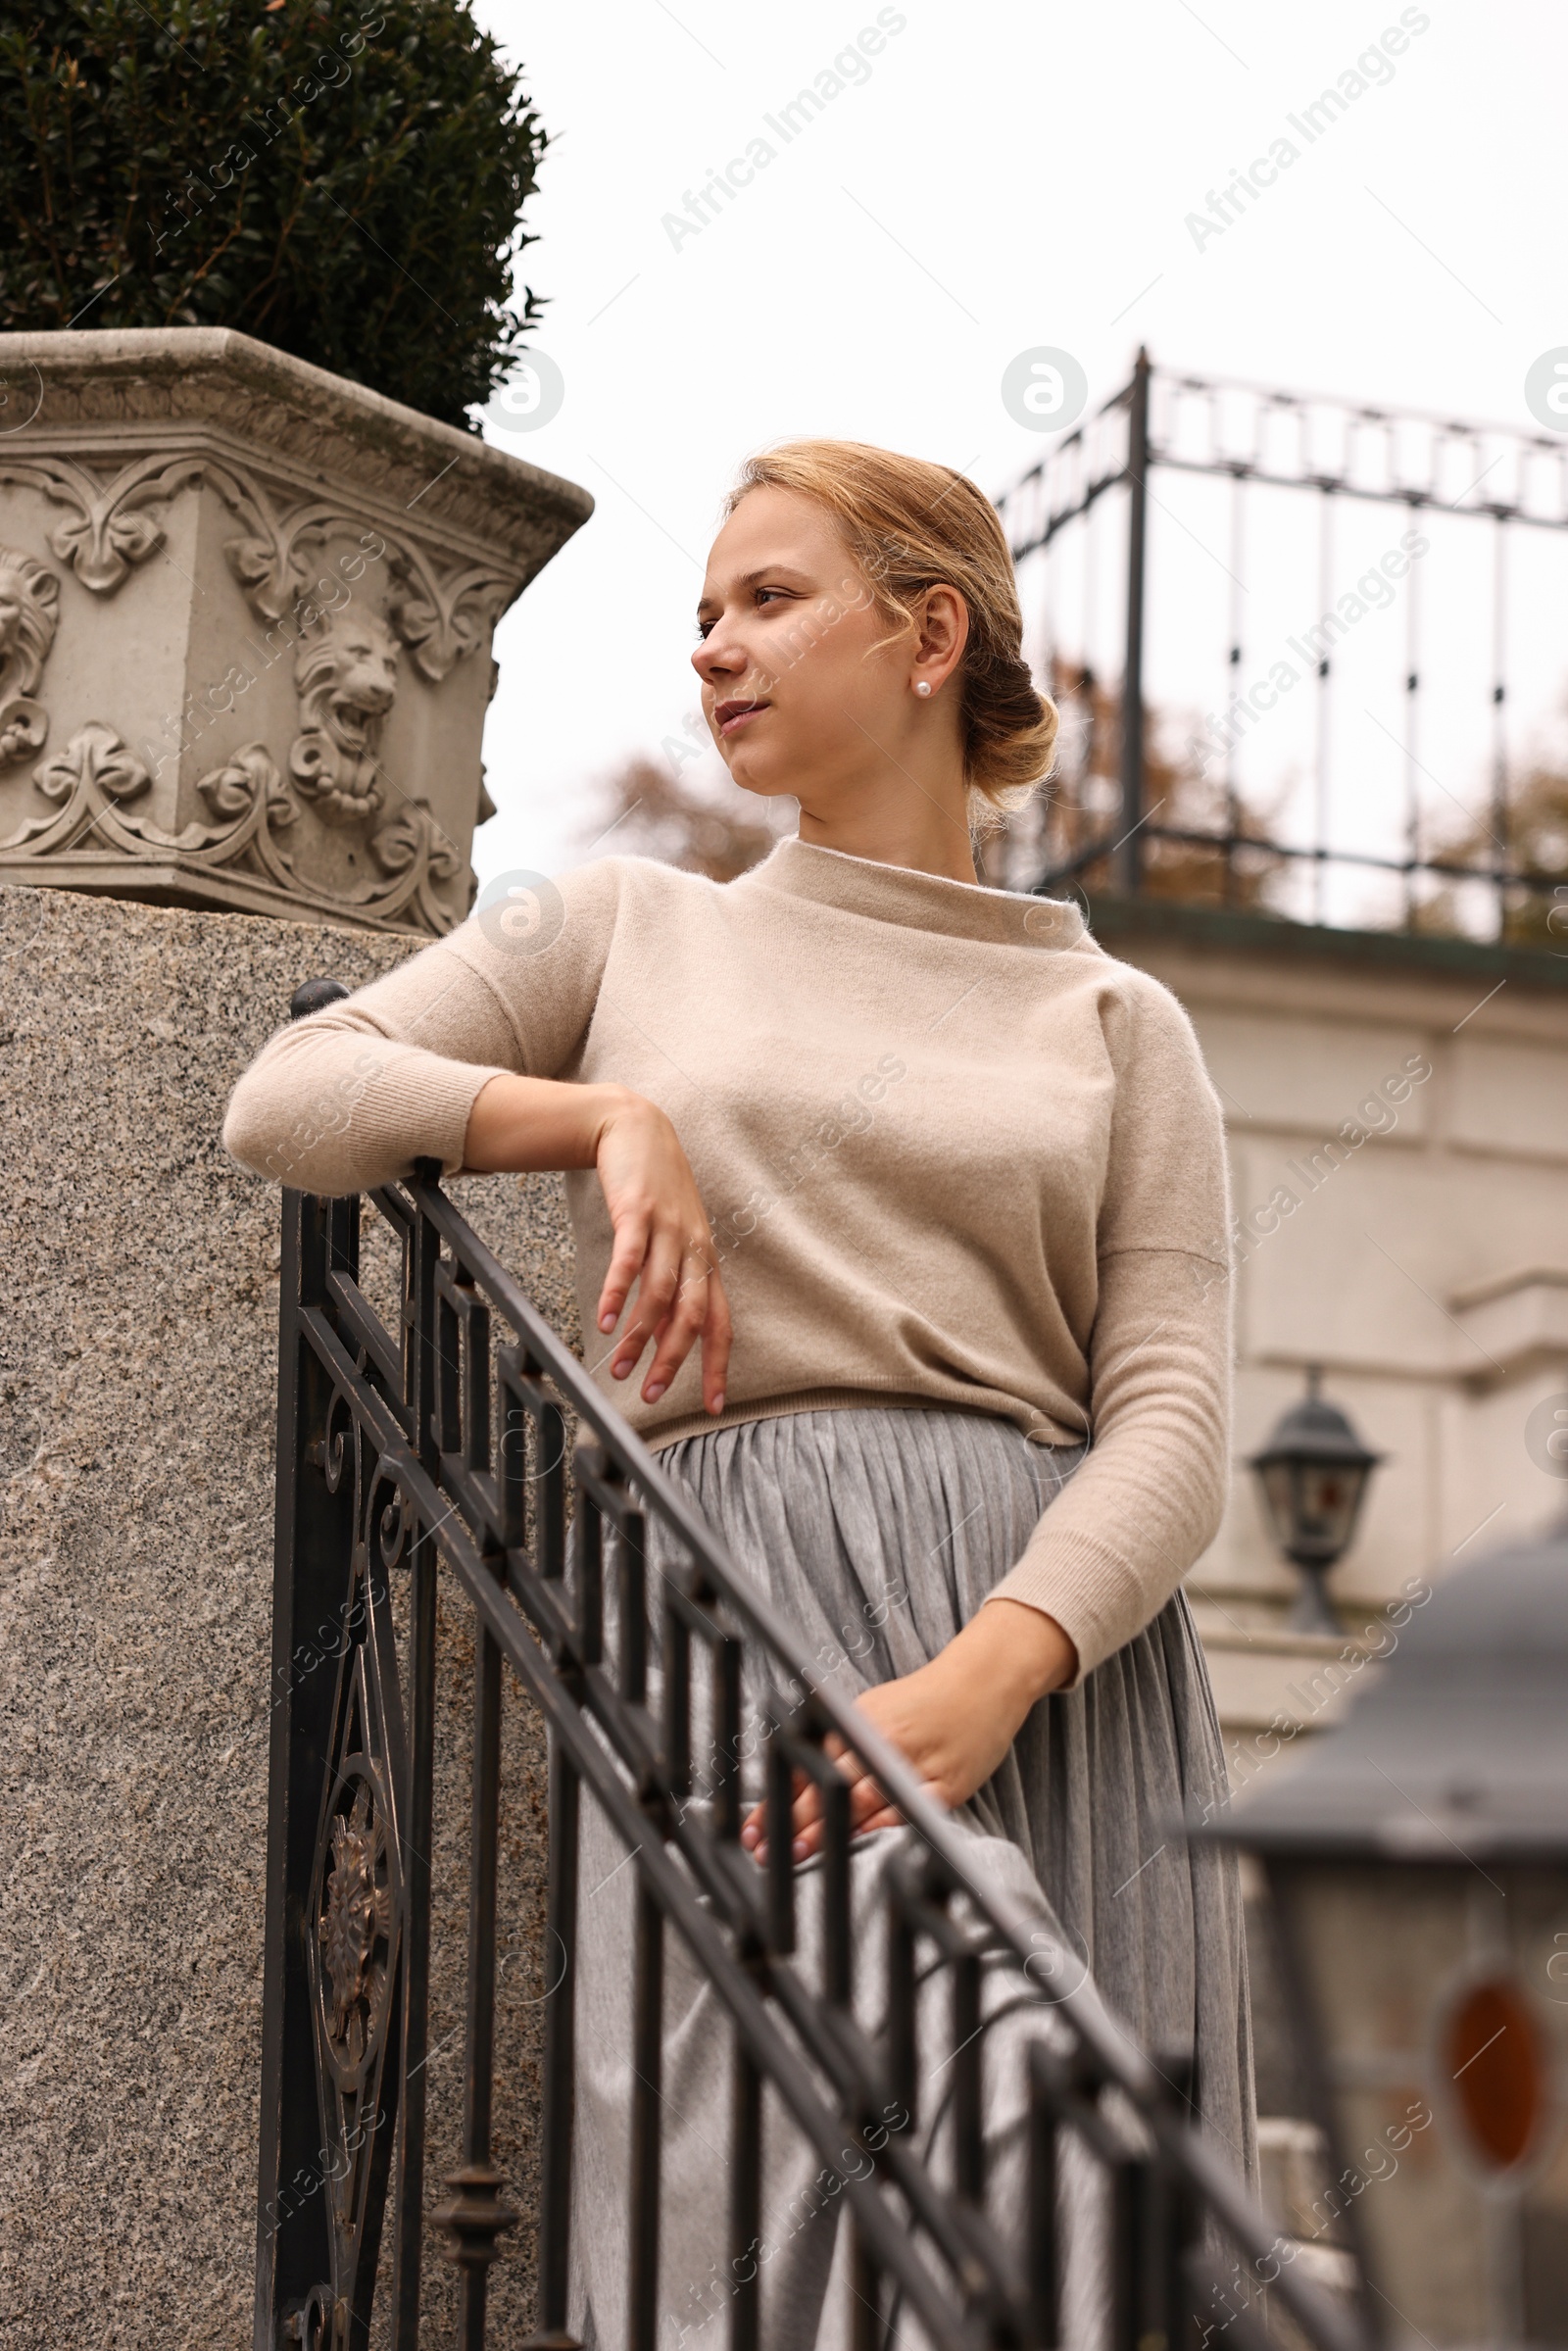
[0,0,549,427]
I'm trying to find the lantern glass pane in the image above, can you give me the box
[1271,1856,1568,2345]
[1441,1977,1548,2171]
[1295,1462,1361,1554]
[1257,1460,1297,1551]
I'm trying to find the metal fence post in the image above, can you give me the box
[255,978,354,2351]
[255,1184,351,2347]
[1116,345,1152,898]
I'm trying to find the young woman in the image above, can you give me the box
[225,440,1251,2345]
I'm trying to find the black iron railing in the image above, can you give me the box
[996,349,1568,934]
[256,1102,1366,2351]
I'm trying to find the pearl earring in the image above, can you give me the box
[914,679,932,697]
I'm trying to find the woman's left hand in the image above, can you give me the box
[740,1600,1078,1865]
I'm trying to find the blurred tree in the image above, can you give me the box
[0,0,547,427]
[577,757,789,884]
[1415,752,1568,947]
[995,658,1286,908]
[590,677,1290,909]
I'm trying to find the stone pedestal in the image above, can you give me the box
[0,329,592,935]
[0,884,575,2345]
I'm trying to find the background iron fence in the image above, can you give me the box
[256,1036,1366,2351]
[996,351,1568,942]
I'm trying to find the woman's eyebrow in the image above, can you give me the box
[696,564,813,617]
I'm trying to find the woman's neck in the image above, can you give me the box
[793,774,978,885]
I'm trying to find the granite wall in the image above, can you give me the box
[0,884,576,2347]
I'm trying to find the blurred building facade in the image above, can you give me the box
[1088,901,1568,1777]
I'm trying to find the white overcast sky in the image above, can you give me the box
[464,0,1567,899]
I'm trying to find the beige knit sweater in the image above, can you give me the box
[223,838,1233,1681]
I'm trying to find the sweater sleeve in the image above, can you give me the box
[983,968,1233,1682]
[221,859,624,1195]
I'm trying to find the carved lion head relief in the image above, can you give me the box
[289,606,401,824]
[0,547,62,768]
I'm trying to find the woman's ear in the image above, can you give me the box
[913,584,968,691]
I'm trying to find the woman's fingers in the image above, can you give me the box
[603,1223,731,1409]
[853,1774,894,1826]
[794,1764,889,1835]
[606,1230,685,1380]
[741,1773,820,1864]
[640,1239,722,1404]
[788,1750,875,1831]
[597,1211,651,1340]
[701,1272,732,1414]
[741,1765,806,1855]
[740,1739,902,1865]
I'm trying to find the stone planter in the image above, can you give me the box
[0,329,592,936]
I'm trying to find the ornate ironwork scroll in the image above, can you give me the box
[285,1402,415,2351]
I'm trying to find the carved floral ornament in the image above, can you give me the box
[0,451,207,596]
[0,445,516,673]
[34,718,150,803]
[0,443,514,932]
[0,719,461,936]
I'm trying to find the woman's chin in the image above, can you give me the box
[724,753,793,801]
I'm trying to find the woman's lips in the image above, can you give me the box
[715,699,767,737]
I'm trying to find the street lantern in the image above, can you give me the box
[1249,1368,1385,1633]
[1198,1509,1568,2347]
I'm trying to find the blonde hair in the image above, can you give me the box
[724,438,1057,830]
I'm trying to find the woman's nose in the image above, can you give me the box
[692,621,741,682]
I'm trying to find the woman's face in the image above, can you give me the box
[693,485,958,803]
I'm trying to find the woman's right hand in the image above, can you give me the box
[589,1090,731,1412]
[464,1074,731,1414]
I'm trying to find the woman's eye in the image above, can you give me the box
[695,588,791,638]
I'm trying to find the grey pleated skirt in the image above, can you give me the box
[568,1404,1255,2351]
